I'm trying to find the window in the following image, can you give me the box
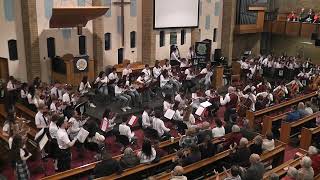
[130,31,136,48]
[160,31,165,47]
[47,37,56,58]
[170,32,177,45]
[79,35,86,55]
[8,39,18,60]
[181,30,186,45]
[213,28,217,42]
[118,48,124,64]
[105,33,111,50]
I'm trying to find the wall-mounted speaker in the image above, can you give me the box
[315,39,320,46]
[311,33,318,40]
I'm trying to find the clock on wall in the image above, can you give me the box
[76,58,88,71]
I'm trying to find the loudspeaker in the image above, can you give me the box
[315,39,320,46]
[311,33,318,40]
[214,49,222,61]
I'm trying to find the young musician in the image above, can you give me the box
[11,135,32,179]
[50,82,63,100]
[136,72,152,102]
[123,75,142,107]
[56,117,77,172]
[67,110,89,140]
[101,108,117,132]
[186,46,195,62]
[152,111,171,139]
[79,76,91,94]
[62,86,73,106]
[95,71,109,96]
[162,59,172,72]
[35,106,49,129]
[142,106,153,129]
[163,95,174,112]
[115,81,132,112]
[49,114,60,170]
[119,117,136,143]
[170,46,181,66]
[160,69,174,97]
[142,64,152,83]
[153,60,162,79]
[122,63,132,77]
[108,68,119,95]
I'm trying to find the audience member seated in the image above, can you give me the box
[269,173,280,180]
[138,139,156,164]
[286,105,302,122]
[179,128,198,148]
[310,98,319,112]
[119,147,140,169]
[212,119,225,138]
[282,166,298,180]
[229,137,251,167]
[297,156,314,180]
[262,132,275,152]
[249,135,263,155]
[224,125,242,149]
[297,102,309,118]
[199,135,216,159]
[92,152,122,178]
[170,166,187,180]
[241,154,265,180]
[215,165,241,180]
[308,146,320,175]
[179,145,202,167]
[197,122,212,143]
[305,102,314,115]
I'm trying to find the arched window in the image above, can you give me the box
[47,37,56,58]
[79,35,86,55]
[130,31,136,48]
[8,39,18,60]
[105,33,111,50]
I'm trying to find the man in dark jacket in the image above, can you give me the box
[93,152,122,178]
[242,154,265,180]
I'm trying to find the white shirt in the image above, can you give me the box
[160,75,170,88]
[152,118,170,137]
[173,110,183,121]
[35,111,49,129]
[185,69,194,80]
[273,85,288,94]
[212,126,225,138]
[51,87,63,99]
[62,92,72,104]
[79,82,91,94]
[115,85,124,96]
[200,68,208,74]
[20,89,27,99]
[257,92,274,102]
[142,68,152,80]
[163,101,173,112]
[6,81,15,91]
[119,124,135,141]
[49,121,58,139]
[162,64,172,72]
[122,68,132,77]
[171,51,180,62]
[57,128,71,149]
[27,94,35,104]
[153,67,162,79]
[138,147,156,164]
[108,73,118,82]
[50,102,57,112]
[220,93,232,106]
[262,139,275,151]
[67,117,87,140]
[142,111,152,128]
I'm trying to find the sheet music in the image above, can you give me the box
[200,101,212,108]
[164,109,175,120]
[77,128,89,143]
[101,119,108,132]
[195,107,205,116]
[34,128,44,141]
[39,134,48,150]
[128,115,137,126]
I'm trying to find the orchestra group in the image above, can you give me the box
[1,52,320,179]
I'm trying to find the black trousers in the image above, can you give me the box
[57,148,71,172]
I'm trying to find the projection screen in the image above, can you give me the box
[154,0,199,29]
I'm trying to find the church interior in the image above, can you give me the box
[0,0,320,179]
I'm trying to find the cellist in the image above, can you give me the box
[286,77,303,97]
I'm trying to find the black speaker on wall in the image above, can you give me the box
[315,39,320,46]
[214,49,222,61]
[311,33,318,40]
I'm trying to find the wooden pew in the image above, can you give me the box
[262,149,307,179]
[45,135,231,180]
[261,112,289,135]
[300,126,320,150]
[204,140,286,180]
[15,103,37,129]
[280,112,320,144]
[246,91,317,129]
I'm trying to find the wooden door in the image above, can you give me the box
[0,57,9,81]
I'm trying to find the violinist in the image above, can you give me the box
[67,110,89,140]
[142,64,152,83]
[205,89,220,116]
[122,63,132,78]
[184,66,196,92]
[62,86,74,106]
[153,60,162,79]
[123,75,142,107]
[94,71,109,96]
[162,59,172,72]
[50,82,63,100]
[136,72,152,102]
[115,80,132,112]
[79,76,91,95]
[35,105,50,130]
[199,63,213,90]
[50,96,63,113]
[220,86,238,122]
[160,69,174,97]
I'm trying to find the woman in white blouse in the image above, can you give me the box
[212,119,225,138]
[138,139,156,164]
[79,76,91,94]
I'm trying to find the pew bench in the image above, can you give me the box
[262,148,307,179]
[300,126,320,150]
[262,112,290,135]
[246,91,317,129]
[205,140,286,180]
[280,112,320,144]
[40,136,183,180]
